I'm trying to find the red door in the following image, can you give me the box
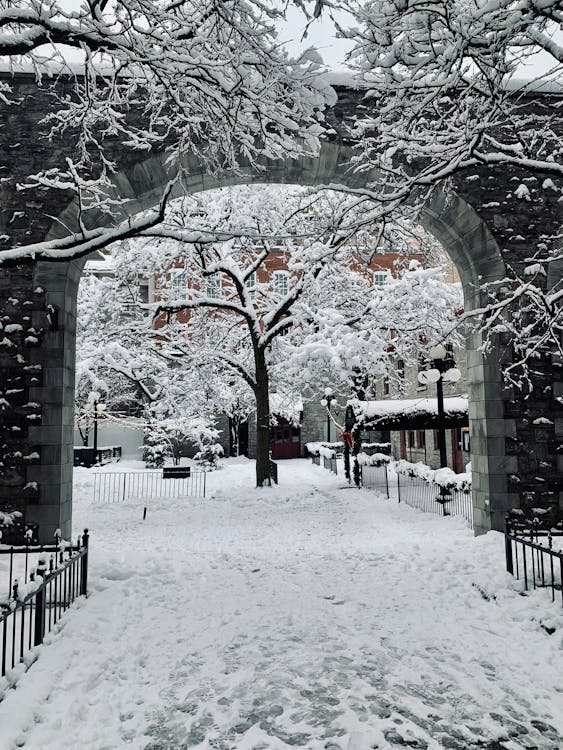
[269,418,301,459]
[400,430,407,460]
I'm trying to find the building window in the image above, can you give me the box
[397,359,405,380]
[408,430,415,448]
[245,271,256,300]
[205,275,221,298]
[416,430,425,449]
[273,271,289,296]
[139,284,149,304]
[433,430,440,450]
[169,269,188,295]
[373,272,389,287]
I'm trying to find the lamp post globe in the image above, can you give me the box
[429,343,447,361]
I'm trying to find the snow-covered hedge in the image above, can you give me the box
[356,452,392,467]
[394,459,472,493]
[0,510,22,532]
[305,442,342,458]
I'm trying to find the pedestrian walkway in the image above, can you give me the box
[1,459,561,750]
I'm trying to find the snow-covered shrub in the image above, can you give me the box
[305,442,342,457]
[191,421,224,471]
[143,432,166,468]
[194,442,224,470]
[394,460,471,493]
[356,452,391,468]
[319,445,336,459]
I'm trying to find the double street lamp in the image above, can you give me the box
[417,344,461,469]
[320,387,336,443]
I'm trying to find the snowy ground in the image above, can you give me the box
[1,458,562,750]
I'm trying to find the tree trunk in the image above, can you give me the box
[229,416,240,457]
[254,350,271,487]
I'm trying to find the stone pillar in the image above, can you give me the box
[24,259,84,542]
[0,262,46,542]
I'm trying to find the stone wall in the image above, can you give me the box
[0,74,560,538]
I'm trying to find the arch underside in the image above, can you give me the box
[43,140,510,535]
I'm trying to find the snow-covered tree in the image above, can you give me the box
[344,0,562,189]
[0,0,334,262]
[140,186,463,486]
[326,0,563,387]
[281,261,464,399]
[76,268,231,465]
[76,182,465,483]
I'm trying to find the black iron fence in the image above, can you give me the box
[93,469,206,503]
[505,519,563,606]
[0,531,89,678]
[361,463,474,529]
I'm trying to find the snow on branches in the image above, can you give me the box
[345,0,563,186]
[0,0,335,261]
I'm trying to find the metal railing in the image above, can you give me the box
[269,458,278,485]
[505,519,563,606]
[0,530,89,678]
[74,445,122,468]
[323,455,338,475]
[93,469,206,503]
[361,463,474,528]
[310,454,338,475]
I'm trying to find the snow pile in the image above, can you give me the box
[0,459,560,750]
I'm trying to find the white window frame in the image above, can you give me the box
[168,268,188,296]
[273,270,289,296]
[245,271,257,300]
[373,272,390,287]
[205,275,221,299]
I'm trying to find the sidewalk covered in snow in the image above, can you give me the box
[0,458,561,750]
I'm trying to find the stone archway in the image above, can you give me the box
[10,141,511,541]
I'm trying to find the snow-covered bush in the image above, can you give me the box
[356,452,391,468]
[194,442,224,470]
[306,442,343,458]
[394,460,472,493]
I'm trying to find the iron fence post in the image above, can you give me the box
[504,516,514,575]
[384,463,389,498]
[397,472,401,503]
[34,565,47,646]
[80,529,89,597]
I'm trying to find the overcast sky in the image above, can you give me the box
[277,6,354,71]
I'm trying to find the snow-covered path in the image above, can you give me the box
[1,459,562,750]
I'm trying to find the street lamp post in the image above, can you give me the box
[86,391,106,465]
[93,399,99,457]
[417,344,461,470]
[320,387,335,443]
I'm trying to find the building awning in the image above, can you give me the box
[347,396,469,431]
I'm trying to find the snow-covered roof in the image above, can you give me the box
[349,396,469,430]
[83,256,113,276]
